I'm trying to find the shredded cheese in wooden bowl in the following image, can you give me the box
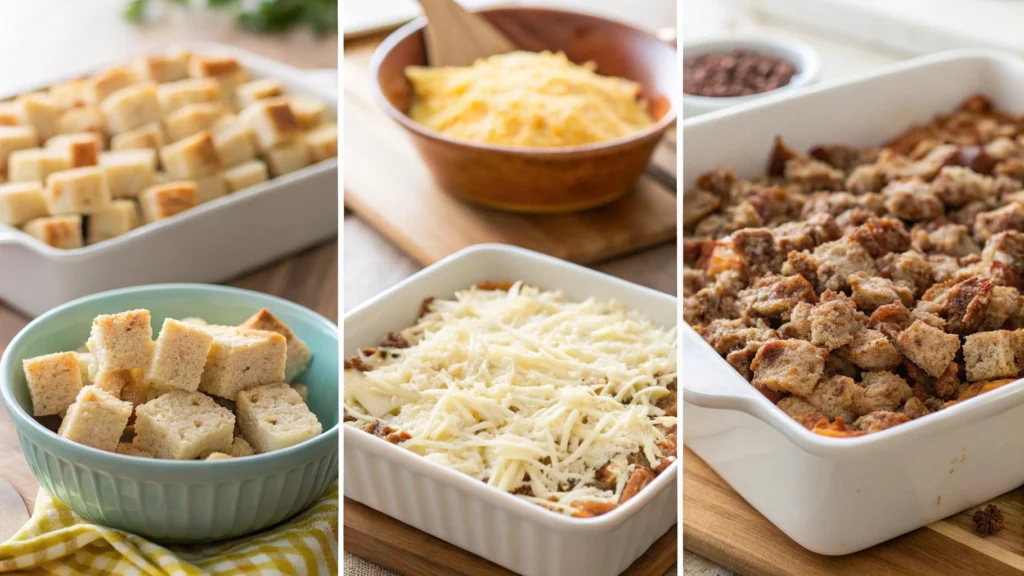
[405,51,654,148]
[344,282,677,518]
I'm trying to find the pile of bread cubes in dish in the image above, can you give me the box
[0,47,337,249]
[684,94,1024,437]
[22,307,322,460]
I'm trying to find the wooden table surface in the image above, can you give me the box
[0,3,338,513]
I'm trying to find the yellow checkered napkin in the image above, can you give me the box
[0,482,338,575]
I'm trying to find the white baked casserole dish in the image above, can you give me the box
[683,49,1024,555]
[344,244,678,576]
[0,42,337,317]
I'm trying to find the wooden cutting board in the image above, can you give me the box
[683,447,1024,575]
[344,497,678,576]
[343,35,678,267]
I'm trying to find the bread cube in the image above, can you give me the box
[304,123,337,163]
[92,369,137,397]
[198,327,287,400]
[16,94,60,141]
[264,141,310,177]
[86,199,139,244]
[153,171,170,185]
[895,320,960,378]
[236,383,322,453]
[49,79,90,110]
[286,95,326,129]
[75,352,93,385]
[45,166,111,214]
[134,390,234,459]
[230,436,255,457]
[290,382,309,402]
[239,308,312,382]
[85,66,138,106]
[236,78,284,108]
[165,102,226,142]
[242,98,301,150]
[138,181,197,222]
[56,107,103,135]
[22,215,83,248]
[9,148,71,182]
[0,126,39,174]
[221,159,267,192]
[110,123,165,153]
[0,102,19,126]
[160,131,220,179]
[188,55,250,104]
[23,351,83,416]
[964,330,1018,382]
[89,309,154,372]
[119,370,151,409]
[102,82,161,134]
[116,443,153,458]
[158,78,221,115]
[195,175,227,204]
[210,117,256,167]
[205,452,232,461]
[0,182,48,226]
[58,386,132,452]
[145,318,215,392]
[46,133,102,167]
[99,149,156,198]
[133,49,191,83]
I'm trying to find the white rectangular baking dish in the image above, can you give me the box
[683,49,1024,555]
[0,42,338,318]
[343,244,678,576]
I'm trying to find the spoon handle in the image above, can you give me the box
[417,0,516,67]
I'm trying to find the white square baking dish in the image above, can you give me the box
[343,244,678,576]
[683,49,1024,555]
[0,42,338,318]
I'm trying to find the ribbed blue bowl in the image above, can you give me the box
[0,284,338,543]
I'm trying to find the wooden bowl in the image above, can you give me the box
[369,7,677,214]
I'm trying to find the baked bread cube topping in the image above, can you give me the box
[133,390,234,459]
[158,78,222,115]
[264,141,310,177]
[286,95,326,129]
[58,386,132,452]
[194,175,227,204]
[164,102,226,142]
[221,159,267,192]
[22,214,83,249]
[198,327,287,400]
[236,383,321,453]
[16,93,60,141]
[133,49,191,83]
[0,126,40,174]
[0,182,48,226]
[85,66,138,107]
[102,82,162,135]
[242,98,301,150]
[145,318,215,392]
[236,77,284,108]
[210,116,257,167]
[9,147,72,182]
[89,309,154,372]
[239,307,312,382]
[87,199,139,244]
[46,133,102,168]
[139,181,197,222]
[56,106,105,136]
[44,166,112,215]
[110,122,166,152]
[23,351,83,416]
[304,122,337,163]
[160,131,220,180]
[99,149,156,198]
[49,79,89,111]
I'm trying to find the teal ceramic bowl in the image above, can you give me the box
[0,284,338,543]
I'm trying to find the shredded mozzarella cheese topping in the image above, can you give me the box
[344,283,676,515]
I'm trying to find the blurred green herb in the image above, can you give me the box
[124,0,337,35]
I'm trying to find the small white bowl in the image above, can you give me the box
[683,35,821,118]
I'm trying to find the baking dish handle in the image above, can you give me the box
[681,325,764,412]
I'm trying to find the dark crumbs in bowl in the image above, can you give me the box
[684,49,798,98]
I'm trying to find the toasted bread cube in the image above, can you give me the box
[158,78,221,115]
[138,181,197,222]
[89,309,154,372]
[242,98,301,150]
[304,123,337,163]
[85,66,137,106]
[220,159,267,192]
[110,122,165,153]
[91,369,138,397]
[0,102,19,126]
[133,49,191,83]
[164,102,226,142]
[895,320,960,378]
[9,148,71,182]
[56,106,103,135]
[287,95,326,129]
[195,175,227,204]
[188,55,250,103]
[205,452,232,461]
[210,117,256,166]
[58,386,132,451]
[145,318,215,392]
[153,171,170,185]
[23,351,84,416]
[76,352,93,384]
[16,94,60,141]
[49,79,90,110]
[102,82,161,134]
[0,126,39,174]
[236,78,284,108]
[116,443,153,457]
[99,150,156,198]
[290,383,309,402]
[198,328,287,400]
[46,132,102,167]
[264,141,310,177]
[134,390,234,459]
[0,181,48,225]
[160,131,220,179]
[230,436,255,457]
[87,199,139,244]
[236,383,321,453]
[239,308,312,382]
[22,215,82,248]
[964,330,1018,382]
[45,166,111,214]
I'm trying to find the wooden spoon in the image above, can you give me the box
[0,478,28,542]
[416,0,517,67]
